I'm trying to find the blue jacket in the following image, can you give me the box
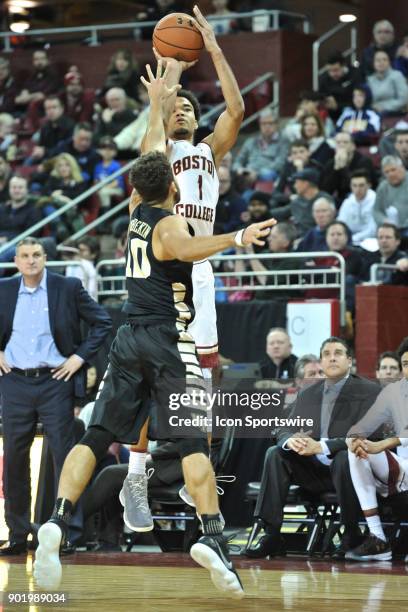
[0,271,112,396]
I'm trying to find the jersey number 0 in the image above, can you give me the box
[126,238,151,278]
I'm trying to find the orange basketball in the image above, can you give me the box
[153,13,203,63]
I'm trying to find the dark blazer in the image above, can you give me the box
[0,271,112,396]
[277,374,381,456]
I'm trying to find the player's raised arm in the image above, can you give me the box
[155,214,276,262]
[140,60,181,154]
[152,48,197,125]
[193,5,244,167]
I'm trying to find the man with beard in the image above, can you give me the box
[15,50,60,112]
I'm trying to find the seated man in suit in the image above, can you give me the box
[245,336,380,559]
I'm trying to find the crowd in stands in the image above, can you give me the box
[0,15,408,318]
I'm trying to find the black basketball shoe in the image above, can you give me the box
[190,534,244,599]
[345,534,392,561]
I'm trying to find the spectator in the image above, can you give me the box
[0,176,40,247]
[113,84,150,153]
[270,168,332,237]
[214,166,247,234]
[319,52,360,121]
[0,57,18,114]
[233,109,287,182]
[336,86,381,145]
[58,243,98,301]
[283,90,335,142]
[373,156,408,231]
[337,171,377,246]
[43,153,87,202]
[258,328,298,380]
[274,139,323,196]
[394,33,408,78]
[376,351,402,386]
[346,337,408,562]
[237,222,302,301]
[321,132,377,204]
[77,235,100,266]
[137,0,185,39]
[0,153,12,202]
[103,49,141,105]
[244,337,380,559]
[241,191,271,253]
[361,20,399,78]
[0,237,111,555]
[394,129,408,169]
[40,153,88,241]
[312,221,364,311]
[0,113,17,160]
[95,88,137,140]
[364,223,407,285]
[367,50,408,115]
[30,97,75,163]
[14,50,61,111]
[300,113,334,167]
[378,124,408,165]
[207,0,238,35]
[53,122,101,186]
[61,70,95,124]
[297,196,336,252]
[94,137,125,211]
[294,354,324,387]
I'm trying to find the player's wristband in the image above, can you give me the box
[234,229,246,247]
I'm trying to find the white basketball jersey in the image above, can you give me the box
[168,139,219,237]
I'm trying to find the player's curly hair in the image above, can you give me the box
[177,89,201,121]
[129,151,174,204]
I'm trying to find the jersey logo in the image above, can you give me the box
[173,154,215,178]
[175,203,214,223]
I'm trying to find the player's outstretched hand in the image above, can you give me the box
[242,218,276,247]
[152,47,198,72]
[140,60,181,102]
[193,5,219,54]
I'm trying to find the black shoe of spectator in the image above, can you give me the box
[0,541,28,556]
[61,540,76,555]
[331,534,363,560]
[244,533,286,558]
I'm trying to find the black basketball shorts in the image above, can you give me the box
[89,321,207,448]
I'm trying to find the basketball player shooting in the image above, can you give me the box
[121,4,245,532]
[33,140,275,597]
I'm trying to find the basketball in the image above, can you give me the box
[153,13,204,63]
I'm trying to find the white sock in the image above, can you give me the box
[128,451,147,475]
[366,514,386,541]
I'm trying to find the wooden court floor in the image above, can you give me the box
[1,553,407,611]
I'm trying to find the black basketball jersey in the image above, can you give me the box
[123,203,195,325]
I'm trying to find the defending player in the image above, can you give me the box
[121,4,245,531]
[33,70,274,598]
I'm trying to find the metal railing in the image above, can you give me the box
[0,160,135,257]
[1,67,278,248]
[0,260,86,275]
[0,10,311,52]
[369,263,398,284]
[312,21,357,91]
[95,251,346,325]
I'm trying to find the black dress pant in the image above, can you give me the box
[254,445,362,533]
[1,371,81,542]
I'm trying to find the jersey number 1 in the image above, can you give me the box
[126,238,151,279]
[197,174,203,200]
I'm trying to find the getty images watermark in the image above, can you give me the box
[156,379,315,438]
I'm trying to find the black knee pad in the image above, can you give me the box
[80,426,116,463]
[177,437,210,459]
